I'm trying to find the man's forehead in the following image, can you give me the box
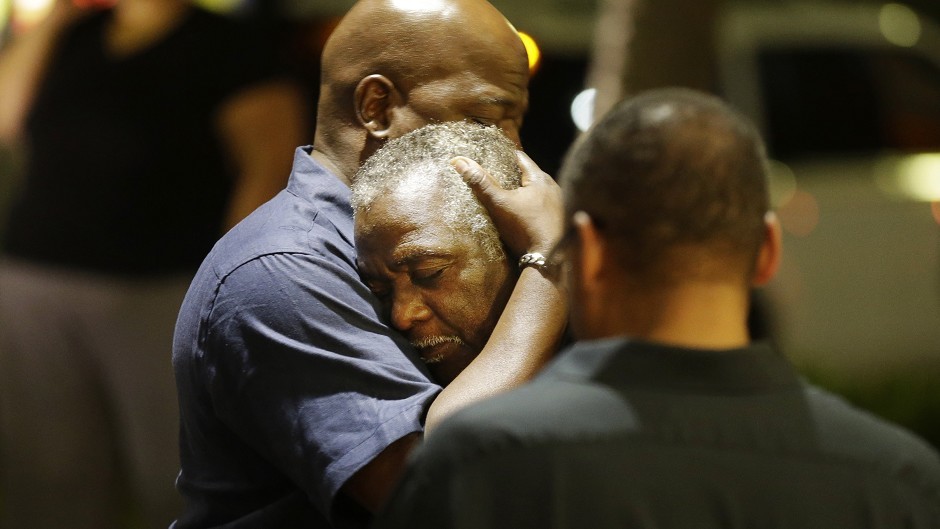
[391,238,455,267]
[358,179,443,230]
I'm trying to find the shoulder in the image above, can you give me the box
[804,384,940,494]
[177,183,376,349]
[423,375,641,466]
[206,187,352,278]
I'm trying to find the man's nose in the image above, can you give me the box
[390,290,432,332]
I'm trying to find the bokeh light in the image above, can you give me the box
[11,0,52,33]
[518,31,540,74]
[897,154,940,201]
[767,159,797,209]
[777,189,820,237]
[570,87,596,132]
[193,0,244,14]
[877,154,940,201]
[0,0,11,42]
[879,3,921,48]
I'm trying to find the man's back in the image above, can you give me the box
[379,338,940,528]
[173,148,439,528]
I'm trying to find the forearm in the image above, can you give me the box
[424,267,567,432]
[0,3,77,142]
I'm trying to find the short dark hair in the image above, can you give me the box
[559,88,770,283]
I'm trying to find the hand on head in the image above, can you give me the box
[450,151,564,257]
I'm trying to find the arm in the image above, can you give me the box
[215,80,308,229]
[424,152,568,430]
[0,1,81,143]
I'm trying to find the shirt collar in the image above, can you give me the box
[544,337,800,394]
[286,146,354,244]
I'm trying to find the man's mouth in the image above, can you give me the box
[411,335,466,364]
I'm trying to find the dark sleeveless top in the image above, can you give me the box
[2,8,281,275]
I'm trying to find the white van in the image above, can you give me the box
[716,2,940,378]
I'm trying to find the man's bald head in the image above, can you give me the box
[320,0,524,100]
[312,0,530,183]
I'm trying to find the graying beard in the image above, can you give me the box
[411,336,466,364]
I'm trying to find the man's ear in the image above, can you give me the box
[752,212,782,286]
[573,211,606,286]
[354,75,396,140]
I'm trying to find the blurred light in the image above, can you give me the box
[877,154,940,201]
[571,88,596,132]
[0,0,11,41]
[777,190,819,237]
[72,0,115,7]
[767,159,797,209]
[898,154,940,200]
[193,0,244,14]
[11,0,52,33]
[879,3,921,47]
[518,31,540,74]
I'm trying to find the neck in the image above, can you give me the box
[587,279,752,350]
[311,116,371,187]
[309,148,350,186]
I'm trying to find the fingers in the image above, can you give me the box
[514,150,553,187]
[451,156,503,202]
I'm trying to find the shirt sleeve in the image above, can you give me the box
[202,250,442,520]
[374,430,462,529]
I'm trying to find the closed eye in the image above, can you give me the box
[365,281,391,300]
[469,117,496,126]
[412,267,446,285]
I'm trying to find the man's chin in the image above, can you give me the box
[414,338,477,385]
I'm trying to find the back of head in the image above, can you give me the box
[352,121,520,260]
[559,88,770,285]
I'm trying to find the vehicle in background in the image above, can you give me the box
[716,2,940,378]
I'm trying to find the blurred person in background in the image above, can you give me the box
[0,0,307,527]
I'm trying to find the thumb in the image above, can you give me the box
[451,156,503,203]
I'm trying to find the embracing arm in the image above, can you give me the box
[425,152,568,430]
[0,1,80,143]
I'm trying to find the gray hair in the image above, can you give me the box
[351,121,521,261]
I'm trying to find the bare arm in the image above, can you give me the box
[215,80,308,229]
[424,151,568,430]
[341,433,422,513]
[0,1,81,143]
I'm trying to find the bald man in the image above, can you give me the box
[171,1,566,528]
